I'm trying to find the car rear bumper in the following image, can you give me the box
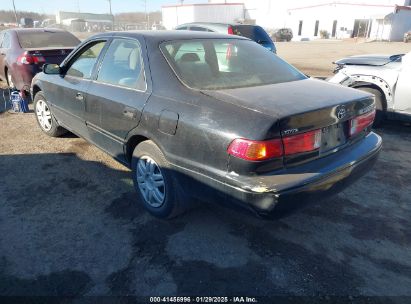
[11,64,39,92]
[171,132,381,218]
[222,132,382,217]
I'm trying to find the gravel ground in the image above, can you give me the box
[1,41,411,299]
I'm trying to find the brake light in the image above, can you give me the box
[349,110,375,137]
[228,26,234,35]
[227,138,283,161]
[282,129,322,156]
[17,52,45,65]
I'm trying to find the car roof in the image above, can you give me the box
[89,30,250,43]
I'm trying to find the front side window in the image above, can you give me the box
[66,41,105,79]
[97,38,146,90]
[161,39,306,90]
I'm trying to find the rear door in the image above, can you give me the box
[85,37,151,159]
[47,40,107,136]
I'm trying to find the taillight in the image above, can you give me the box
[349,109,375,137]
[227,129,322,161]
[282,129,322,156]
[227,138,283,161]
[228,26,234,35]
[17,52,45,65]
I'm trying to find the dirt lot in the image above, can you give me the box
[1,41,411,298]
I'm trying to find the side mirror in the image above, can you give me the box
[43,63,61,75]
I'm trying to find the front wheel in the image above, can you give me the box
[34,92,67,137]
[131,140,186,219]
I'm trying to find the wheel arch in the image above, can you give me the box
[349,81,388,111]
[31,84,42,100]
[125,134,150,165]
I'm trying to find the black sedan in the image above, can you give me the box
[31,31,382,219]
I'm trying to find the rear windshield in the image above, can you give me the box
[231,25,272,43]
[17,31,80,48]
[161,39,305,90]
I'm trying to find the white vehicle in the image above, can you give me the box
[329,52,411,125]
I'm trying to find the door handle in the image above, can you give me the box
[75,92,84,101]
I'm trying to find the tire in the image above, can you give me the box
[131,140,186,219]
[357,87,385,127]
[33,92,67,137]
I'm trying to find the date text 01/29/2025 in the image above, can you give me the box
[149,296,258,303]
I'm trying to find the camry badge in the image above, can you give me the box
[336,105,347,120]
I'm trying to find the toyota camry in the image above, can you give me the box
[31,31,382,219]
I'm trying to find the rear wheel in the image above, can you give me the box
[357,87,385,127]
[34,92,67,137]
[131,140,186,219]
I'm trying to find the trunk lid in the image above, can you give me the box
[202,78,373,130]
[202,78,375,166]
[334,54,404,67]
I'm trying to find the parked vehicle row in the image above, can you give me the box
[31,31,381,219]
[175,22,277,53]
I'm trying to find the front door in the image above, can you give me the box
[85,38,151,160]
[50,40,107,137]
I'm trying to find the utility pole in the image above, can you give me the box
[11,0,18,26]
[140,0,149,30]
[107,0,112,15]
[107,0,114,30]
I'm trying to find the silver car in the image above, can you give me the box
[329,52,411,125]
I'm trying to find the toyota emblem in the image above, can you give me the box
[336,105,347,120]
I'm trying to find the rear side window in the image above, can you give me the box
[16,31,80,48]
[66,41,105,79]
[231,25,272,43]
[97,39,146,91]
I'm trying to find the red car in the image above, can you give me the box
[0,28,80,96]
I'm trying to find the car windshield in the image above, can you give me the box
[161,39,306,90]
[17,31,80,48]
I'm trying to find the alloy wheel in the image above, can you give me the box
[136,156,166,208]
[36,100,52,131]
